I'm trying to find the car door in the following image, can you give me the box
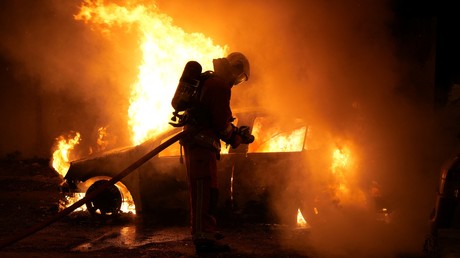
[138,129,189,213]
[229,112,309,224]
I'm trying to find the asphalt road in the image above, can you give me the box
[0,159,428,258]
[0,159,317,257]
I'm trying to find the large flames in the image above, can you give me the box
[49,0,376,223]
[51,0,227,214]
[76,0,227,145]
[52,0,227,173]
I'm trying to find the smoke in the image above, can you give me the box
[0,0,447,256]
[0,0,136,157]
[160,0,442,256]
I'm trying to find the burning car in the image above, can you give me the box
[59,108,323,223]
[59,107,390,227]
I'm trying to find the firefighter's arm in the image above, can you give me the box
[207,79,254,148]
[219,123,242,149]
[219,124,254,149]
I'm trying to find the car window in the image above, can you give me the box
[248,116,307,153]
[156,115,309,156]
[158,125,236,157]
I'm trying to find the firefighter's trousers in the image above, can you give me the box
[183,144,219,241]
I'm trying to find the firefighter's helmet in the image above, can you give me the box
[226,52,250,85]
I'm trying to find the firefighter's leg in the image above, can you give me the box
[209,188,219,217]
[209,187,225,240]
[184,145,217,237]
[184,145,229,253]
[191,178,216,239]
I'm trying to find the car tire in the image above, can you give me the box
[85,179,122,218]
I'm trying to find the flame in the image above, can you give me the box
[60,180,136,215]
[331,148,349,173]
[51,132,81,177]
[329,145,366,206]
[54,0,227,215]
[76,0,227,145]
[249,117,307,153]
[66,1,375,221]
[96,126,109,151]
[330,147,351,198]
[60,193,86,212]
[296,208,309,228]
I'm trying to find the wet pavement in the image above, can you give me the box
[0,159,430,258]
[0,212,313,257]
[0,159,311,257]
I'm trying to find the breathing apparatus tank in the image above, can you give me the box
[170,61,202,127]
[171,61,202,112]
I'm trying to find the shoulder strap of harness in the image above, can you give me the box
[198,71,215,102]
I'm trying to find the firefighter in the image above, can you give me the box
[180,52,252,253]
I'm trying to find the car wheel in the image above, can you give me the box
[85,179,122,217]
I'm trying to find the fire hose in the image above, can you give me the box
[0,127,199,249]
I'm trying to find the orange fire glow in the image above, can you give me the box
[249,117,307,153]
[52,1,374,222]
[329,145,366,207]
[76,0,227,145]
[52,0,228,215]
[296,208,309,228]
[59,179,136,215]
[51,132,81,177]
[96,126,109,151]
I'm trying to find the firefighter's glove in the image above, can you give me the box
[238,126,255,144]
[228,124,242,149]
[227,125,254,149]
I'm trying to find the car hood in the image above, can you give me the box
[64,138,159,181]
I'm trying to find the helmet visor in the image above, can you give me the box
[233,73,248,86]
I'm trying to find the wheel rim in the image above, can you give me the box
[85,180,122,217]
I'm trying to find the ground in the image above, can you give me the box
[0,159,430,258]
[0,159,316,257]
